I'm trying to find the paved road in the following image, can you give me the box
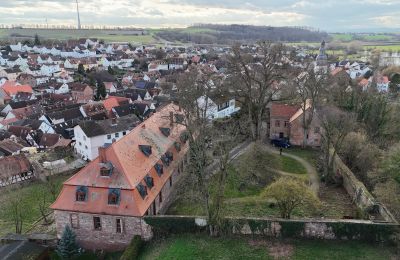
[264,145,320,195]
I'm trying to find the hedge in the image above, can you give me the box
[120,235,143,260]
[144,215,398,243]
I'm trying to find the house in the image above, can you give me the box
[51,104,188,250]
[103,96,130,112]
[70,83,94,103]
[80,102,108,120]
[196,95,240,120]
[1,81,33,100]
[0,139,25,156]
[269,102,321,147]
[74,114,140,161]
[269,103,299,140]
[376,75,390,93]
[0,154,33,187]
[104,82,118,93]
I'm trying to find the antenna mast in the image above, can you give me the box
[76,0,81,29]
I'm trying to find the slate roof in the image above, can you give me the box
[78,114,140,137]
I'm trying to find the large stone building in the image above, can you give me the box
[51,104,188,251]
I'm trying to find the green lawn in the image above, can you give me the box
[167,145,317,218]
[286,147,318,166]
[139,234,397,260]
[280,156,307,175]
[0,175,69,236]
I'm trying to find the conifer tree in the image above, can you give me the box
[56,225,80,259]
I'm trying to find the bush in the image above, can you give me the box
[120,235,143,260]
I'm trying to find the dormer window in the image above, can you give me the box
[108,188,121,205]
[175,114,184,124]
[161,154,170,166]
[137,183,147,199]
[139,145,152,157]
[76,186,88,202]
[165,151,174,162]
[144,175,154,189]
[174,142,181,152]
[180,131,189,143]
[159,127,171,137]
[154,163,163,176]
[100,162,114,177]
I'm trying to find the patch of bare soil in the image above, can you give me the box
[249,239,294,259]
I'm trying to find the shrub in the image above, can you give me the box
[120,235,143,260]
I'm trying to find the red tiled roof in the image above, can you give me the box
[270,103,300,119]
[2,81,33,95]
[51,103,188,217]
[102,96,130,111]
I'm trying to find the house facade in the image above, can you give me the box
[51,104,188,251]
[74,115,140,161]
[269,102,321,147]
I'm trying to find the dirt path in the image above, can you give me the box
[264,145,320,194]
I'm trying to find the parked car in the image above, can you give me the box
[270,138,291,148]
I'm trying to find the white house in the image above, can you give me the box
[196,95,240,120]
[74,115,140,160]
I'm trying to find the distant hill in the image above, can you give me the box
[156,24,329,44]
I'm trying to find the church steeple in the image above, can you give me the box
[316,40,327,66]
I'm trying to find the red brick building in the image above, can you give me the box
[70,83,94,104]
[51,104,188,251]
[269,102,321,147]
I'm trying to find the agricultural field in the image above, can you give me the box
[138,234,397,260]
[0,28,157,43]
[364,45,400,52]
[0,174,70,237]
[330,33,396,42]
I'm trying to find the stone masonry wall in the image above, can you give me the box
[332,154,397,223]
[54,210,152,251]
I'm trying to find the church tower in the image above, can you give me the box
[316,40,328,66]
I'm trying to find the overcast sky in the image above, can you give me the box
[1,0,399,32]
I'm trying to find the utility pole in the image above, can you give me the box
[76,0,81,30]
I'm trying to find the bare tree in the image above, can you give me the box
[173,66,234,236]
[227,41,287,140]
[318,106,355,183]
[8,196,24,234]
[294,65,327,147]
[38,189,50,225]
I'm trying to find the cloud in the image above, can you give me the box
[0,0,398,31]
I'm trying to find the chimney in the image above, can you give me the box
[169,111,174,126]
[98,146,106,163]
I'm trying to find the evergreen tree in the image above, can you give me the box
[56,225,80,259]
[108,65,115,75]
[77,64,85,75]
[34,34,41,46]
[96,80,107,100]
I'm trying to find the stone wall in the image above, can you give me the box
[332,154,397,223]
[54,210,152,251]
[145,215,399,242]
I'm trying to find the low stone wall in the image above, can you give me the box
[145,215,399,243]
[332,154,397,223]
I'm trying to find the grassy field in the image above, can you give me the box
[364,45,400,52]
[167,145,320,218]
[0,28,157,43]
[330,33,395,42]
[138,234,397,260]
[0,174,69,236]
